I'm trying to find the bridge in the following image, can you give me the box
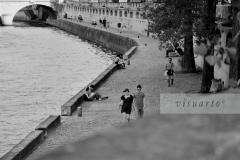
[0,0,63,25]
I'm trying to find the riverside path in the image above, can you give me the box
[26,18,201,160]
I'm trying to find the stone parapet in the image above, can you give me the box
[57,19,137,53]
[35,115,61,138]
[1,131,44,160]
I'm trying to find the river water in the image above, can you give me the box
[0,22,114,157]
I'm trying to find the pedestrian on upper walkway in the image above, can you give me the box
[117,22,121,33]
[122,23,126,32]
[99,19,102,28]
[133,85,145,119]
[78,15,83,22]
[103,18,106,28]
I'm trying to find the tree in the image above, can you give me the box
[230,1,240,81]
[143,0,198,73]
[196,0,218,93]
[144,0,219,93]
[180,2,196,73]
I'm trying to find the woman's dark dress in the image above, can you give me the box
[121,95,133,114]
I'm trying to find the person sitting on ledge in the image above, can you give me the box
[165,41,175,57]
[114,55,125,69]
[84,85,108,101]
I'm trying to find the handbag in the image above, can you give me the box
[118,101,123,111]
[164,70,168,76]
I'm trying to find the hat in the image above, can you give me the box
[123,88,129,92]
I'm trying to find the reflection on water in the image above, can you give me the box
[0,22,115,157]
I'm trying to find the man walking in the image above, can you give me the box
[133,85,145,119]
[103,18,106,28]
[165,58,174,87]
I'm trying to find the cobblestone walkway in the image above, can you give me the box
[27,19,202,160]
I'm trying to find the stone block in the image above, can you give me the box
[106,63,117,71]
[61,102,73,116]
[61,92,85,116]
[35,115,61,138]
[169,51,177,57]
[123,46,137,59]
[1,130,44,160]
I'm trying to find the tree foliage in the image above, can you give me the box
[143,0,220,92]
[143,0,218,45]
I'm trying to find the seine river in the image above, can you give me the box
[0,22,114,157]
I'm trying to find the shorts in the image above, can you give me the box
[167,75,173,80]
[166,70,174,79]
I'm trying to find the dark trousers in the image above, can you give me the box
[88,92,101,101]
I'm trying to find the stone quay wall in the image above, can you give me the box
[56,19,138,54]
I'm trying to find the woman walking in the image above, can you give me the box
[119,88,134,123]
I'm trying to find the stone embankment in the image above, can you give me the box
[23,18,202,160]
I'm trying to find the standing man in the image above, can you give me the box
[133,85,145,119]
[165,58,174,87]
[99,19,102,28]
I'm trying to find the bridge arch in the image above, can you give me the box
[14,5,57,21]
[0,0,57,26]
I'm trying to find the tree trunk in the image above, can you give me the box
[181,31,196,73]
[200,45,214,93]
[230,6,240,80]
[200,0,217,93]
[180,6,196,73]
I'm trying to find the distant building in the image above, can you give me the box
[62,0,150,35]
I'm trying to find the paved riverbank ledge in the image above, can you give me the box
[26,19,202,160]
[49,19,138,116]
[35,112,240,160]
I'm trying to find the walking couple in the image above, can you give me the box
[119,85,145,123]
